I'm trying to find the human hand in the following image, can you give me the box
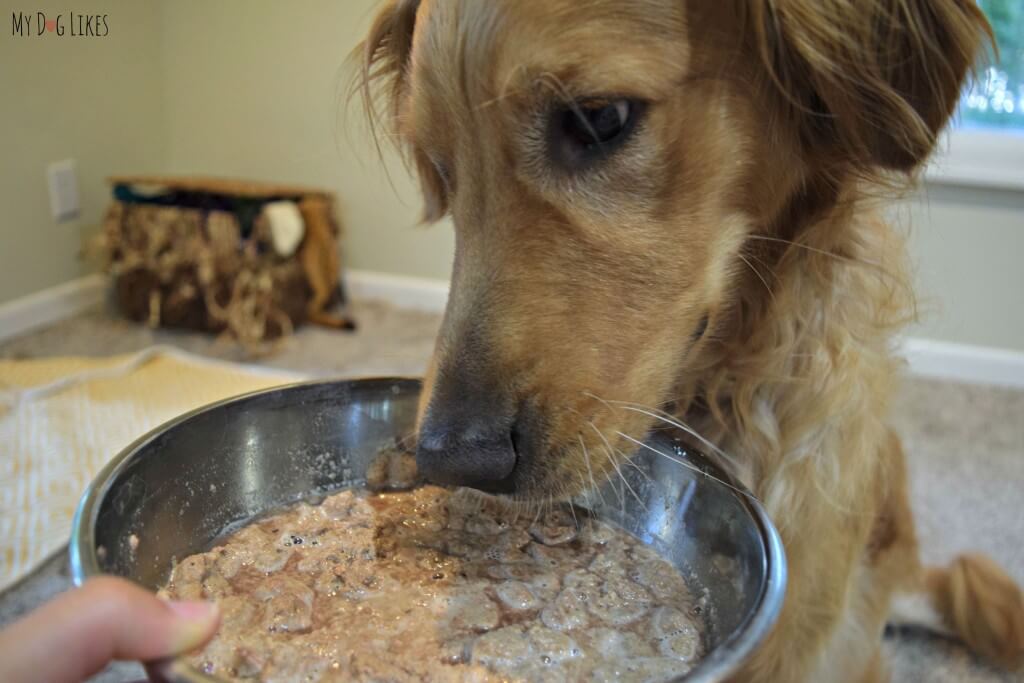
[0,576,219,683]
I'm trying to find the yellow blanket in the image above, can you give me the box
[0,348,302,590]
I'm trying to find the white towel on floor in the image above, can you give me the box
[0,347,304,591]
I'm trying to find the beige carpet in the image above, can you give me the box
[1,299,1022,681]
[0,349,301,590]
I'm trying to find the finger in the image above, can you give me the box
[0,576,219,683]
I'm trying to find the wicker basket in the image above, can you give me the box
[95,176,353,349]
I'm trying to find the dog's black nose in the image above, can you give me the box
[416,422,517,493]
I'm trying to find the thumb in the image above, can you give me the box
[0,576,219,683]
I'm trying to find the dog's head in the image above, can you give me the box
[355,0,989,500]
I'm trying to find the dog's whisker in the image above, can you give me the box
[587,393,740,471]
[615,444,654,485]
[578,434,608,509]
[538,72,577,107]
[615,431,756,501]
[565,490,580,529]
[632,407,740,469]
[530,501,542,525]
[746,234,885,270]
[611,449,648,512]
[538,73,608,147]
[592,437,626,510]
[577,469,594,507]
[588,421,646,511]
[474,89,518,111]
[603,460,625,509]
[738,253,776,302]
[574,468,598,512]
[605,442,637,508]
[475,70,527,111]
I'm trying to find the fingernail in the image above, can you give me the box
[166,601,220,652]
[167,600,218,621]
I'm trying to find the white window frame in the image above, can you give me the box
[925,127,1024,191]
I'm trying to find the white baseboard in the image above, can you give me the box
[900,338,1024,390]
[0,274,108,343]
[345,270,449,313]
[4,271,1024,390]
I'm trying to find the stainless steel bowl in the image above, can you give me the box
[70,379,785,682]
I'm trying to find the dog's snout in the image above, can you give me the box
[416,421,517,493]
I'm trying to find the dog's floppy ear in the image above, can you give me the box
[354,0,449,222]
[747,0,993,176]
[358,0,420,123]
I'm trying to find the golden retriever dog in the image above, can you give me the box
[354,1,1024,680]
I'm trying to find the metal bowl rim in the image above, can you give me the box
[69,378,422,585]
[69,377,786,683]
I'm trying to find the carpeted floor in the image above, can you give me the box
[1,300,1021,682]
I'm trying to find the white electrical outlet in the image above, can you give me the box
[47,159,80,222]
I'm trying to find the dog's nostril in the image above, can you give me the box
[416,431,446,453]
[510,423,524,459]
[415,425,518,494]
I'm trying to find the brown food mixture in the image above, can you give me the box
[161,486,705,682]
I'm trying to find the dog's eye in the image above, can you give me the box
[549,98,645,169]
[566,100,631,145]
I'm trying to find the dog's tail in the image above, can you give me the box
[890,554,1024,668]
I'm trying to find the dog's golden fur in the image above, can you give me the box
[354,0,1024,679]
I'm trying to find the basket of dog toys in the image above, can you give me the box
[93,175,356,351]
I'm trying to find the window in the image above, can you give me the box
[961,0,1023,130]
[926,0,1024,190]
